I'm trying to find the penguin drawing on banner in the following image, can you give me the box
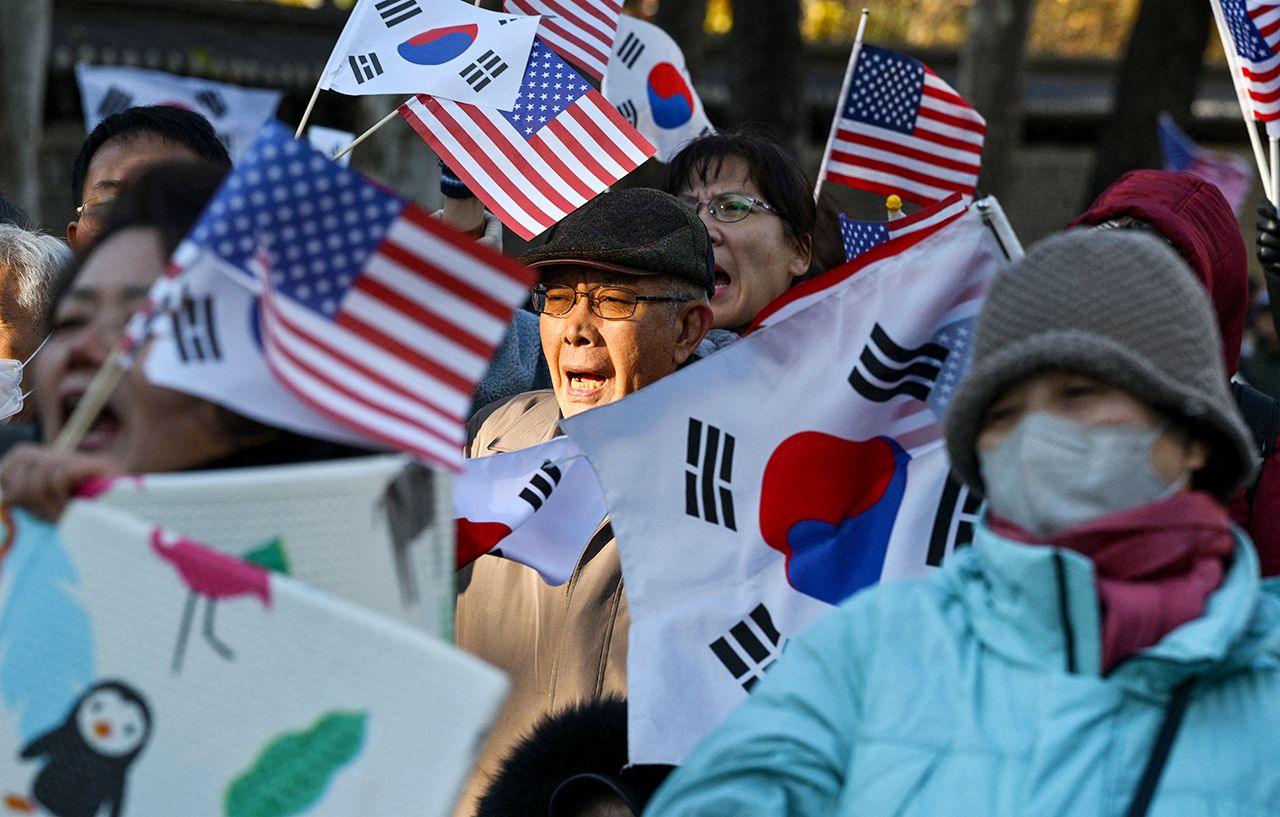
[18,680,152,817]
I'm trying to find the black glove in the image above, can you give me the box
[439,159,472,200]
[1256,202,1280,340]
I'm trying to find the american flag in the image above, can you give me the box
[171,121,536,468]
[821,45,986,205]
[1220,0,1280,132]
[839,192,967,262]
[398,37,655,240]
[503,0,622,81]
[1156,112,1252,215]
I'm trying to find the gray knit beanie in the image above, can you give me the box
[945,229,1258,499]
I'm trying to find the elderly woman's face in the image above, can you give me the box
[31,227,238,471]
[976,370,1207,485]
[679,156,810,332]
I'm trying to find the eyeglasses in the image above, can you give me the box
[679,192,781,225]
[531,283,691,320]
[75,193,117,222]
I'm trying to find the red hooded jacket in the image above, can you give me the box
[1072,170,1280,576]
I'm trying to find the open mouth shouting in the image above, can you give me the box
[713,265,732,301]
[58,389,122,453]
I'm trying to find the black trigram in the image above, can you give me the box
[195,89,227,118]
[519,460,563,511]
[926,473,983,566]
[171,296,222,364]
[685,418,736,530]
[460,50,509,93]
[849,324,950,403]
[348,52,385,84]
[617,99,638,126]
[709,604,783,692]
[616,31,645,69]
[375,0,422,28]
[97,87,134,119]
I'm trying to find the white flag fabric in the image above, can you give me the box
[75,63,282,160]
[319,0,539,111]
[454,436,606,585]
[307,124,355,166]
[142,249,380,451]
[601,15,713,163]
[82,456,454,636]
[0,502,504,816]
[561,201,1012,764]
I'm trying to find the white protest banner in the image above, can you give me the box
[0,502,505,816]
[75,64,282,160]
[82,456,454,636]
[319,0,539,111]
[601,15,713,163]
[455,436,605,584]
[562,200,1013,764]
[308,124,356,166]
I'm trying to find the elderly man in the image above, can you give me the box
[0,225,69,426]
[456,188,714,813]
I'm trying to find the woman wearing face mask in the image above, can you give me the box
[0,160,368,520]
[644,230,1279,817]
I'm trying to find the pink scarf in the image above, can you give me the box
[989,491,1234,673]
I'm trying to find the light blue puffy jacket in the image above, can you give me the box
[646,522,1280,817]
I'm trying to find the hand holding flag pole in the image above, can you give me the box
[1208,0,1276,204]
[814,8,869,203]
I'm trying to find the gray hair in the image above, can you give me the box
[0,225,70,324]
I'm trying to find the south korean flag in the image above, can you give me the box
[601,15,713,162]
[75,64,282,160]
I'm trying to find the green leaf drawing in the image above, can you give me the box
[224,710,367,817]
[241,538,291,576]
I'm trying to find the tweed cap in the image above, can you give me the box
[945,229,1258,499]
[521,188,714,297]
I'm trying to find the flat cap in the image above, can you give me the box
[521,188,714,297]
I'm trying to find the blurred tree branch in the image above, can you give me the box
[727,0,804,148]
[0,0,51,216]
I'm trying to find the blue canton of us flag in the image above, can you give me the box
[1223,0,1274,62]
[925,318,974,417]
[501,39,594,138]
[839,214,891,262]
[181,120,405,314]
[843,46,925,134]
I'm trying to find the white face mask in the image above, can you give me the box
[978,411,1185,538]
[0,334,49,423]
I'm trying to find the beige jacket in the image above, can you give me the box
[454,390,628,816]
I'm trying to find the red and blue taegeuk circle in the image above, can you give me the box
[646,63,695,129]
[397,24,479,66]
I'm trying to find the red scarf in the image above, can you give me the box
[989,491,1234,673]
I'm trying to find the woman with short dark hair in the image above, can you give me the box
[662,130,815,335]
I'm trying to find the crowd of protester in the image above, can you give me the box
[2,103,1279,816]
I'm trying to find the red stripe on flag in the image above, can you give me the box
[400,100,537,240]
[824,171,945,207]
[1250,86,1280,105]
[397,204,534,288]
[457,103,580,216]
[377,240,516,322]
[842,120,980,156]
[425,100,557,231]
[337,312,475,394]
[834,154,970,194]
[890,192,966,230]
[566,103,634,171]
[1245,63,1280,83]
[545,118,613,186]
[353,276,493,358]
[920,82,971,111]
[263,304,462,450]
[539,2,613,47]
[587,92,656,155]
[917,106,988,136]
[267,294,467,424]
[832,131,980,174]
[528,136,600,200]
[1259,16,1280,39]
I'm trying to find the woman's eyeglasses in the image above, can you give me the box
[679,192,781,225]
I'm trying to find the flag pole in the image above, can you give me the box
[1272,136,1279,207]
[295,80,324,139]
[1209,0,1275,203]
[332,108,400,160]
[814,8,869,204]
[52,348,128,452]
